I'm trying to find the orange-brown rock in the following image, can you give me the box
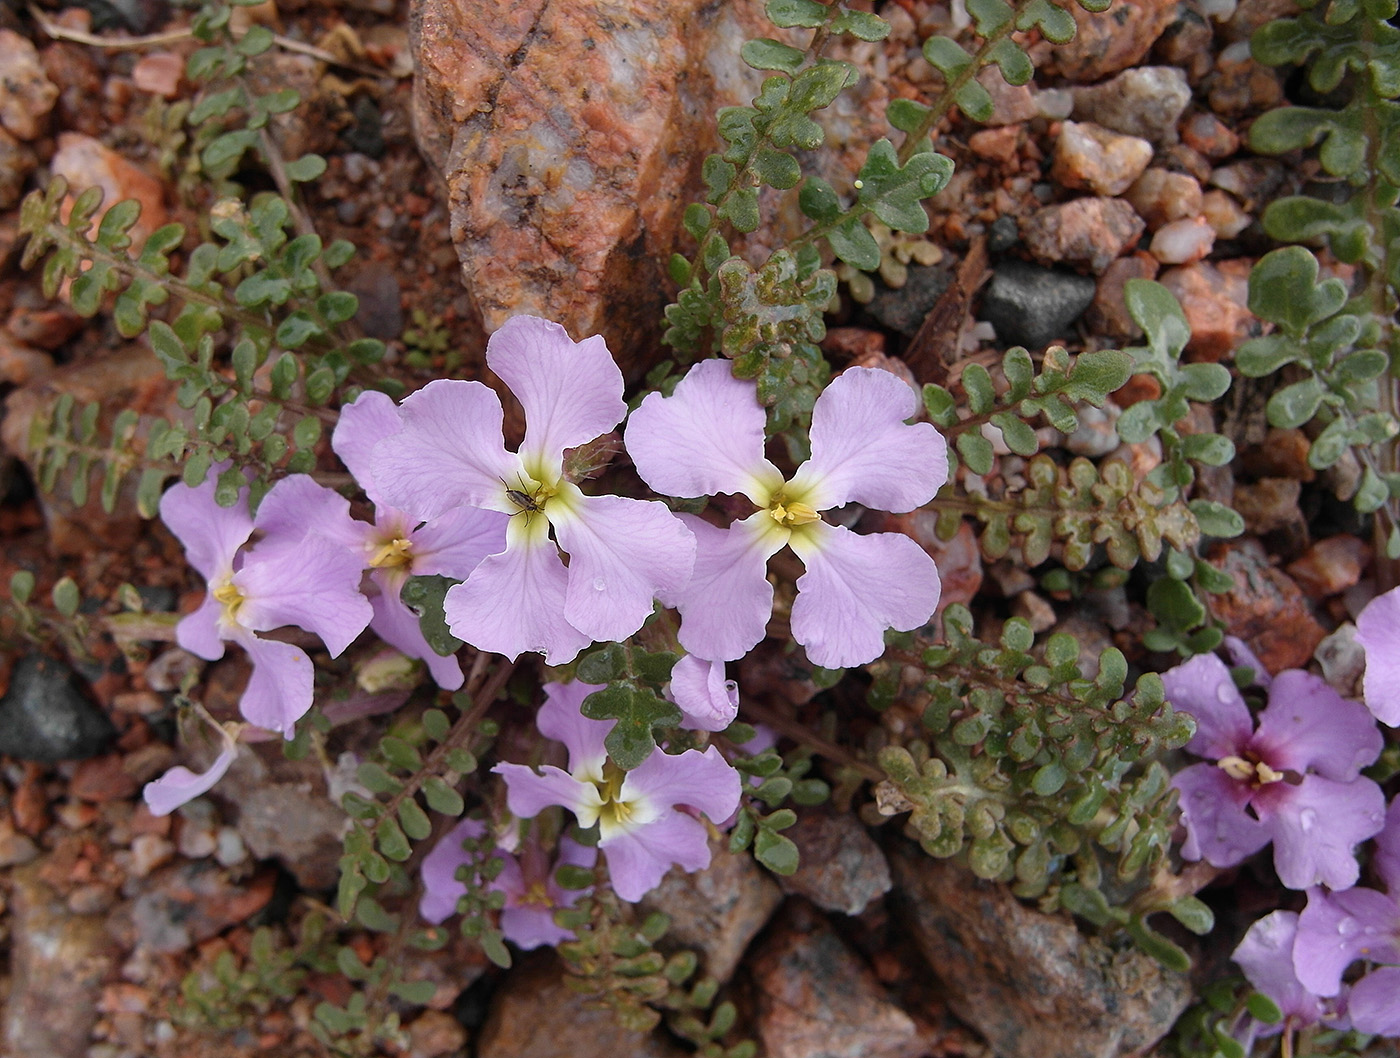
[1042,0,1179,82]
[1207,537,1326,672]
[50,133,169,246]
[1157,258,1256,361]
[411,0,885,377]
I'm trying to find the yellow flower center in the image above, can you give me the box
[595,761,638,835]
[1218,754,1285,787]
[520,881,553,909]
[369,536,414,569]
[504,475,556,523]
[212,581,245,622]
[766,496,820,528]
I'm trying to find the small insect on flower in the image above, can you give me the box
[501,475,548,525]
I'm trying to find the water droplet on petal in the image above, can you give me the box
[1338,918,1359,937]
[592,578,606,591]
[1298,808,1317,832]
[1216,684,1235,703]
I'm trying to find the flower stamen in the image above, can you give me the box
[1218,754,1285,787]
[369,536,414,568]
[212,581,245,622]
[766,496,820,528]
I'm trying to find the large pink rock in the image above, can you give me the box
[411,0,884,376]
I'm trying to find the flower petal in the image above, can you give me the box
[368,579,464,690]
[419,818,487,924]
[550,490,696,644]
[142,743,238,817]
[411,506,510,580]
[600,812,713,902]
[235,539,372,656]
[443,519,592,665]
[493,762,604,825]
[332,389,402,508]
[1224,635,1273,690]
[537,681,610,781]
[1357,586,1400,726]
[1295,887,1400,996]
[371,379,516,521]
[1170,761,1270,867]
[1233,911,1324,1027]
[788,367,948,512]
[254,473,365,553]
[669,655,739,732]
[176,592,227,660]
[788,522,940,669]
[624,358,781,503]
[622,745,741,829]
[1252,670,1382,781]
[238,633,315,737]
[1268,774,1387,890]
[671,513,784,663]
[486,316,626,476]
[1161,653,1254,761]
[500,905,574,950]
[1348,967,1400,1036]
[1373,796,1400,895]
[159,472,252,581]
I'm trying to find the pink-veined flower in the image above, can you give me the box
[1163,651,1385,890]
[492,681,740,901]
[371,316,695,665]
[624,360,947,668]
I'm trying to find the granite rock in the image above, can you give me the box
[776,809,892,916]
[1051,122,1154,198]
[0,30,59,141]
[892,850,1191,1058]
[1021,197,1145,274]
[1070,67,1191,144]
[1042,0,1180,82]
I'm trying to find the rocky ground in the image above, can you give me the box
[0,0,1379,1056]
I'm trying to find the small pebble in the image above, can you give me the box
[1150,217,1216,265]
[1201,189,1252,238]
[129,834,176,878]
[1181,111,1240,159]
[1052,121,1154,197]
[1126,169,1204,230]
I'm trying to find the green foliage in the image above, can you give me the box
[1247,0,1400,553]
[0,569,95,658]
[556,888,756,1056]
[1165,973,1376,1058]
[879,607,1194,923]
[175,920,324,1032]
[726,744,830,876]
[337,694,493,930]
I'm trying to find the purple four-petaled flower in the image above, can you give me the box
[1294,797,1400,1036]
[624,360,948,668]
[371,317,695,665]
[492,681,740,901]
[1163,651,1386,890]
[160,471,373,738]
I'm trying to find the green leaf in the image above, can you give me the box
[990,412,1037,456]
[1234,335,1298,377]
[276,311,323,349]
[830,9,889,41]
[1266,377,1324,429]
[9,569,35,605]
[1177,362,1232,402]
[753,827,799,875]
[987,37,1033,85]
[1180,433,1235,466]
[766,0,826,27]
[234,271,292,308]
[1245,992,1283,1025]
[1124,280,1190,364]
[1147,577,1205,632]
[399,575,464,657]
[1126,917,1191,972]
[954,79,995,123]
[422,777,464,817]
[922,35,972,78]
[962,363,995,415]
[754,146,801,190]
[577,643,628,683]
[956,431,994,476]
[398,798,432,841]
[580,685,682,770]
[826,216,881,270]
[718,186,760,234]
[1246,245,1347,334]
[741,38,806,75]
[1017,0,1076,43]
[922,383,957,426]
[797,175,840,222]
[1167,895,1215,935]
[375,817,412,861]
[52,576,80,617]
[855,139,951,232]
[284,153,327,182]
[317,291,359,324]
[886,98,932,135]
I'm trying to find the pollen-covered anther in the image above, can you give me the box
[1217,754,1284,786]
[767,498,821,527]
[368,536,414,568]
[212,581,244,620]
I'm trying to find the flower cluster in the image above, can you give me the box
[492,681,741,902]
[1162,643,1385,890]
[147,317,949,823]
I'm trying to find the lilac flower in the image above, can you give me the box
[1163,652,1386,890]
[1355,585,1400,726]
[420,818,596,949]
[668,655,739,732]
[161,471,373,737]
[1233,911,1342,1036]
[370,316,695,665]
[493,681,740,901]
[1294,797,1400,1036]
[624,360,947,668]
[143,721,239,817]
[257,392,509,690]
